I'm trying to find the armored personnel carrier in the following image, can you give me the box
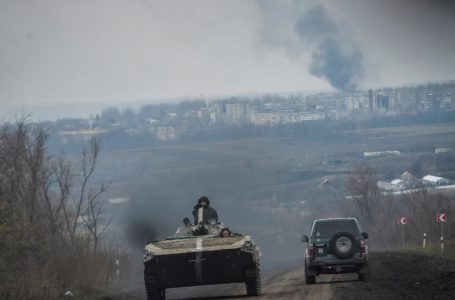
[143,220,261,300]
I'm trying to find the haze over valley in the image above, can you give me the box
[1,1,455,299]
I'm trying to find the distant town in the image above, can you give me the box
[52,81,455,143]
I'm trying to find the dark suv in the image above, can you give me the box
[301,218,369,284]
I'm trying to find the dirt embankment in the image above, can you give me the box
[332,252,455,300]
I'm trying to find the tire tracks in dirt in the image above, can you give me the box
[166,266,336,300]
[108,265,356,300]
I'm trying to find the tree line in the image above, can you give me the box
[0,119,119,299]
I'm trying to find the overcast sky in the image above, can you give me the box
[1,0,455,120]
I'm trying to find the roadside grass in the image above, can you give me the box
[394,241,455,260]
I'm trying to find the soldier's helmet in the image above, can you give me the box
[198,196,210,205]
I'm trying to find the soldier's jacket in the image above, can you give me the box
[192,205,218,225]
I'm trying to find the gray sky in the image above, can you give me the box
[1,0,455,120]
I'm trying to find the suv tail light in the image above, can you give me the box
[360,240,367,254]
[307,244,315,257]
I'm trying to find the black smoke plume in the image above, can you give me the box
[124,218,158,249]
[294,5,363,91]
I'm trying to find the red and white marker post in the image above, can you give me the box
[397,217,407,248]
[437,213,447,253]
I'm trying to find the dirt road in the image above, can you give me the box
[105,252,455,300]
[144,266,355,300]
[108,264,354,300]
[165,265,341,300]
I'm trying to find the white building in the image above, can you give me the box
[224,103,249,124]
[250,112,283,126]
[377,179,404,192]
[363,150,401,158]
[435,148,452,154]
[156,126,176,141]
[422,175,450,186]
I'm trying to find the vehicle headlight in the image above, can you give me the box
[243,241,253,250]
[144,249,154,261]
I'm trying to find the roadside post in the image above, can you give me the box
[397,217,407,248]
[437,213,447,254]
[116,259,120,282]
[423,233,427,249]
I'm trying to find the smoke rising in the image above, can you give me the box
[310,38,363,91]
[120,192,181,250]
[294,4,337,42]
[124,218,158,249]
[294,5,364,90]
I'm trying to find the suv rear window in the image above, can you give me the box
[312,220,359,239]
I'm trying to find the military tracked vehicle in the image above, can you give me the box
[143,220,261,300]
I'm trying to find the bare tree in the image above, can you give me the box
[0,119,53,298]
[43,156,73,239]
[0,120,117,299]
[64,137,104,245]
[76,137,111,252]
[345,163,380,224]
[82,181,111,252]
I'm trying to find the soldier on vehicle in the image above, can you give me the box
[220,227,232,238]
[175,217,194,236]
[183,217,192,227]
[192,196,218,225]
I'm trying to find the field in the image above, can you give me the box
[90,123,455,266]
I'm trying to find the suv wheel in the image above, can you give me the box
[329,231,357,259]
[304,266,316,284]
[305,273,316,284]
[358,266,370,282]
